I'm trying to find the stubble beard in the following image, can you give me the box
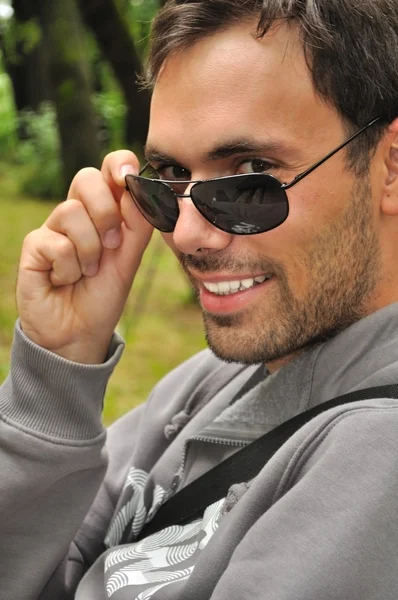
[180,176,382,365]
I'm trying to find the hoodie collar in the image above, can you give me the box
[200,303,398,442]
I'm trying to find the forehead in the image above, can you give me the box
[148,22,341,162]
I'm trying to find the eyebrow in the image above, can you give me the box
[144,137,298,165]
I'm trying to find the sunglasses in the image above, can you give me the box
[125,117,381,236]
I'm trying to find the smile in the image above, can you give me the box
[202,275,271,296]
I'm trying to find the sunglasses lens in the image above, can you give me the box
[125,175,178,232]
[191,174,289,234]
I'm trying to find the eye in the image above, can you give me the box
[237,159,275,175]
[157,165,191,181]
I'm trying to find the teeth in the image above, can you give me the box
[218,281,231,293]
[203,275,270,296]
[240,278,254,289]
[207,283,219,294]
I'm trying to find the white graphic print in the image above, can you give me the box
[105,498,225,599]
[105,468,168,548]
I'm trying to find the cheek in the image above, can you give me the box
[257,188,321,258]
[283,175,352,242]
[285,190,322,242]
[248,186,346,294]
[161,232,181,258]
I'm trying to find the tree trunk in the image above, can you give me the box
[78,0,150,149]
[38,0,102,191]
[2,0,51,128]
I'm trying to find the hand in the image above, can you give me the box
[17,151,154,364]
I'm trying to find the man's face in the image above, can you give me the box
[147,22,382,368]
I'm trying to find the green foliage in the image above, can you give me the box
[0,68,131,198]
[0,71,17,157]
[57,79,77,105]
[119,0,161,62]
[15,102,64,198]
[93,70,127,150]
[0,0,164,199]
[1,16,41,65]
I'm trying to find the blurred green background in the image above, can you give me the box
[0,0,207,424]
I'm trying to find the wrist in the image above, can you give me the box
[20,324,114,365]
[1,322,125,440]
[48,342,110,365]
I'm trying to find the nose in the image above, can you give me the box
[171,183,233,255]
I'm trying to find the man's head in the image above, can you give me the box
[141,0,398,369]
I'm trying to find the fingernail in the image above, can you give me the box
[120,164,137,179]
[85,263,98,277]
[103,228,121,249]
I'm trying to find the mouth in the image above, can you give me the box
[192,272,275,315]
[202,275,272,296]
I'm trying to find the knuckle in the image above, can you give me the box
[54,236,76,260]
[72,166,101,185]
[68,167,101,198]
[49,198,80,221]
[61,198,84,217]
[22,228,41,249]
[45,199,83,229]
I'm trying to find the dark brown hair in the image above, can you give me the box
[145,0,398,171]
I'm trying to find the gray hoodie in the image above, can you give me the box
[2,304,398,599]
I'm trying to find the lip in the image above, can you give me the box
[199,277,275,315]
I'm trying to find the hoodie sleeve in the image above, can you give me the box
[0,323,124,600]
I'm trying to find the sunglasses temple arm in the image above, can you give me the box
[283,117,382,190]
[132,119,381,189]
[139,163,149,176]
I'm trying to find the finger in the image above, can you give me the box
[21,227,82,287]
[45,199,102,277]
[101,151,156,236]
[101,150,140,202]
[119,187,155,237]
[101,150,154,241]
[67,167,123,250]
[50,236,82,287]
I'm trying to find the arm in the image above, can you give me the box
[0,151,153,599]
[0,325,121,599]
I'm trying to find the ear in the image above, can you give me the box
[381,117,398,216]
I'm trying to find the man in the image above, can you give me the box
[2,0,398,598]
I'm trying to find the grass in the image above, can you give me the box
[0,164,206,425]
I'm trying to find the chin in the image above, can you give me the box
[204,320,270,365]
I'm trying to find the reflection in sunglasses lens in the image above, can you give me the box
[192,176,288,234]
[128,174,289,235]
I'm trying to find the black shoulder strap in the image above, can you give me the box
[135,384,398,542]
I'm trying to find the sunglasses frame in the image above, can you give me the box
[126,116,382,235]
